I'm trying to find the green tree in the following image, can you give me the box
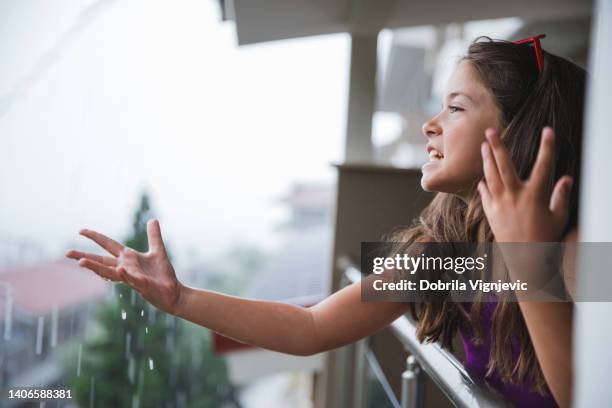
[69,192,232,407]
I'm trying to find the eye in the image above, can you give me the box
[448,105,463,113]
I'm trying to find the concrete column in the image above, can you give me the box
[344,34,378,164]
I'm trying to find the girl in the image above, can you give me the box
[66,36,585,407]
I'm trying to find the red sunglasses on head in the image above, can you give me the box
[514,34,546,73]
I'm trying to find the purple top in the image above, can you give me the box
[458,301,558,407]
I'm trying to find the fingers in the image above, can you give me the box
[79,258,148,290]
[481,140,503,196]
[147,219,166,255]
[65,250,117,267]
[529,127,555,194]
[117,266,148,289]
[484,128,520,191]
[79,258,119,281]
[79,229,124,257]
[478,179,492,210]
[549,175,573,219]
[73,230,150,290]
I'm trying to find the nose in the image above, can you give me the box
[422,117,441,139]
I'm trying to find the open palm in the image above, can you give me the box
[66,219,182,315]
[477,127,574,292]
[478,126,573,243]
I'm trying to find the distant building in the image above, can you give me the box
[278,183,335,230]
[0,238,46,269]
[0,260,107,391]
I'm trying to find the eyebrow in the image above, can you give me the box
[447,91,476,104]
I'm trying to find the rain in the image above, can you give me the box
[125,332,132,357]
[35,316,44,355]
[147,304,156,325]
[50,304,58,348]
[0,1,357,407]
[3,285,13,340]
[128,356,135,383]
[69,308,76,339]
[89,377,95,408]
[132,393,140,408]
[77,343,83,376]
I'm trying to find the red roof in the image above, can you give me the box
[0,259,108,317]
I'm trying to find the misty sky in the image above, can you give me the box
[0,0,349,267]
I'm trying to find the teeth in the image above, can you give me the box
[428,149,443,160]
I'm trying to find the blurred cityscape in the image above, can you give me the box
[0,181,334,407]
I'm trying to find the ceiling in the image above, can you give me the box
[220,0,593,45]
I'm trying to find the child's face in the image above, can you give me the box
[421,61,502,199]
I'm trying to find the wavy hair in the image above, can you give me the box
[386,36,586,393]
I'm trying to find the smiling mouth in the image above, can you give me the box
[428,149,444,161]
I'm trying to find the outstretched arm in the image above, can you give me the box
[67,220,410,356]
[176,278,409,356]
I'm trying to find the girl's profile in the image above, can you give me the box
[66,36,585,408]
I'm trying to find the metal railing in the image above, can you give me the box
[338,256,509,408]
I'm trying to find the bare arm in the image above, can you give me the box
[513,229,577,408]
[66,219,410,357]
[516,303,572,405]
[175,280,409,356]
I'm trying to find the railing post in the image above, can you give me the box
[353,338,369,408]
[401,355,424,408]
[341,259,509,407]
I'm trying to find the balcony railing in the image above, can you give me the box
[338,256,510,408]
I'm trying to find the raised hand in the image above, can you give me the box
[477,127,573,243]
[65,219,183,315]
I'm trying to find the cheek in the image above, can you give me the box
[446,127,482,160]
[445,139,483,176]
[432,133,485,189]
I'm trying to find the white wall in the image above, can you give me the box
[573,0,612,406]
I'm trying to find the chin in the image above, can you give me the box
[420,176,442,193]
[420,175,457,195]
[421,162,447,192]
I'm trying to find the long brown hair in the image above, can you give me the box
[387,36,586,392]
